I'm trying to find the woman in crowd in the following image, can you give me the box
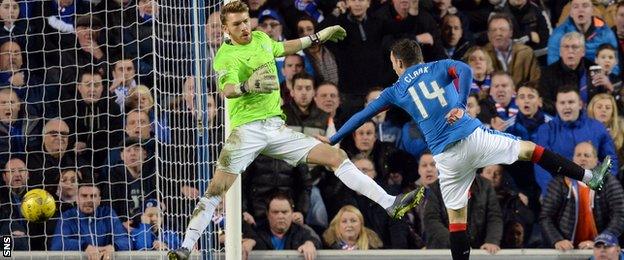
[587,93,624,168]
[463,46,494,100]
[322,205,383,250]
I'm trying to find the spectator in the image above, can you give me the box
[313,81,345,134]
[297,16,339,85]
[54,15,108,86]
[109,58,139,108]
[440,14,473,60]
[343,120,416,183]
[484,13,541,86]
[126,85,170,143]
[28,118,88,196]
[594,44,620,90]
[56,168,79,212]
[501,0,550,50]
[0,88,42,164]
[350,155,413,249]
[104,137,156,231]
[123,0,157,78]
[489,71,519,122]
[587,94,624,166]
[467,94,482,119]
[424,176,503,254]
[533,87,618,195]
[0,0,27,48]
[404,152,438,248]
[590,232,624,260]
[283,72,329,137]
[0,41,49,117]
[373,0,447,62]
[539,142,624,250]
[279,54,305,104]
[60,69,123,169]
[366,88,402,145]
[206,11,222,51]
[514,82,553,138]
[241,192,321,259]
[257,9,285,41]
[50,181,131,255]
[480,164,534,249]
[131,199,181,250]
[540,32,599,113]
[124,109,153,141]
[462,46,494,100]
[0,158,28,249]
[613,2,624,74]
[241,154,311,227]
[547,0,619,74]
[322,205,383,250]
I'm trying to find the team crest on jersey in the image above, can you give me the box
[261,43,272,53]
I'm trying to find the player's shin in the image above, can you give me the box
[449,222,470,260]
[530,145,586,181]
[334,159,396,209]
[180,196,222,250]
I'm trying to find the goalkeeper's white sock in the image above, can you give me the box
[181,196,221,250]
[334,159,395,209]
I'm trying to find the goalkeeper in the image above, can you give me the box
[168,1,424,259]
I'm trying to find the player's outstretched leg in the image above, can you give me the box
[306,143,425,219]
[448,207,470,260]
[518,141,612,190]
[168,171,238,260]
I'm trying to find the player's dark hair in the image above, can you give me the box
[266,191,295,211]
[556,85,580,100]
[291,71,315,87]
[390,38,423,67]
[488,12,513,32]
[220,1,249,25]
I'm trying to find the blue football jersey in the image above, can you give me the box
[331,59,482,154]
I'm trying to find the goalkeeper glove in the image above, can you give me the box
[309,25,346,44]
[236,65,279,95]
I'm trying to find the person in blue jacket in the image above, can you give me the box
[50,181,131,258]
[131,199,181,250]
[546,0,620,74]
[533,87,618,196]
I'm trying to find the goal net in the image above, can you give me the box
[0,0,225,257]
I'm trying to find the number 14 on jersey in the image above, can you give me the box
[408,80,448,119]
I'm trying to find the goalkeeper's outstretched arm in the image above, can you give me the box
[282,25,347,55]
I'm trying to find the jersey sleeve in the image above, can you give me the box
[271,39,285,57]
[329,88,393,145]
[214,53,242,91]
[446,60,473,109]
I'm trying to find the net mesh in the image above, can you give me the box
[0,0,224,256]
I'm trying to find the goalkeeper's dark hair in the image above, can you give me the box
[220,1,249,24]
[390,38,423,67]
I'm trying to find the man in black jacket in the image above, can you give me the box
[424,176,504,254]
[242,192,321,259]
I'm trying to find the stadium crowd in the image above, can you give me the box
[1,0,624,258]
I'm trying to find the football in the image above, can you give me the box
[21,189,56,222]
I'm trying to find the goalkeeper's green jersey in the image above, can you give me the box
[213,31,285,129]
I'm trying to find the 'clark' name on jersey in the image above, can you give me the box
[403,66,430,84]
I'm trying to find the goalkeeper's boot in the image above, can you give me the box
[168,247,191,260]
[386,185,426,219]
[587,155,612,191]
